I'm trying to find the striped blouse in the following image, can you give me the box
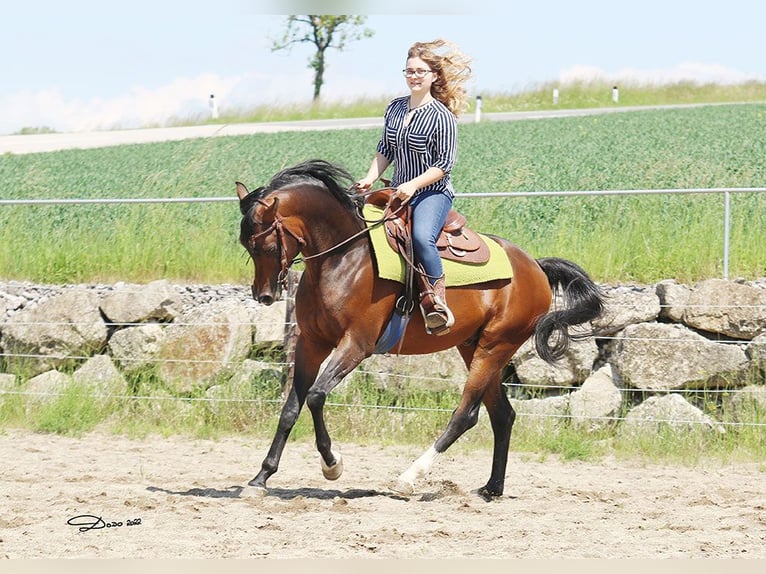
[375,95,458,197]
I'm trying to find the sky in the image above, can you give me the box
[1,0,763,135]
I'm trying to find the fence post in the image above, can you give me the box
[723,191,730,279]
[281,269,301,398]
[209,94,219,119]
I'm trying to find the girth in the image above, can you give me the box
[365,188,490,265]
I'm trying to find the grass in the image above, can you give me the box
[2,96,766,283]
[2,371,764,466]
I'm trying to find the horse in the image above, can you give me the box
[236,159,604,499]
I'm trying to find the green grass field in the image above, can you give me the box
[2,88,765,284]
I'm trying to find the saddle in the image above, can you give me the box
[365,188,490,265]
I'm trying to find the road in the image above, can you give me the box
[0,103,716,155]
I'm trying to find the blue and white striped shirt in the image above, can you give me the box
[376,95,458,197]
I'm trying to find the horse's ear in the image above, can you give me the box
[261,197,279,222]
[236,182,249,201]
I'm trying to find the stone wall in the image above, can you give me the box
[1,277,765,434]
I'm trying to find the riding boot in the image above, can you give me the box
[418,274,455,336]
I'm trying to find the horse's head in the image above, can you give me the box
[236,181,304,305]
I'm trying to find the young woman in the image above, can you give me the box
[356,39,472,336]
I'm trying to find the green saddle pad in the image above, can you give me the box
[363,204,513,287]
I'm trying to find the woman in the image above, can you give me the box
[357,39,472,336]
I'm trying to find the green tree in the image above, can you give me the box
[272,15,374,102]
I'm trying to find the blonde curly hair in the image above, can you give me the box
[407,39,473,116]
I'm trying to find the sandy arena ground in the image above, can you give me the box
[1,428,764,559]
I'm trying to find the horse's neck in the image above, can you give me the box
[287,194,363,258]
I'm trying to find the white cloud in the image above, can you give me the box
[0,69,390,135]
[0,74,242,134]
[559,62,764,85]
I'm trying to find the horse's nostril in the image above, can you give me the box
[258,295,274,306]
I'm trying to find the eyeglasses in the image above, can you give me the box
[402,68,433,79]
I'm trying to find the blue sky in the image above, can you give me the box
[2,0,763,134]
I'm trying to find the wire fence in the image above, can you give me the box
[2,189,766,430]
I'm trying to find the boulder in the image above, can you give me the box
[593,284,660,336]
[157,300,255,394]
[24,369,72,405]
[108,324,166,374]
[609,322,749,391]
[100,280,182,324]
[620,393,725,435]
[72,355,128,402]
[568,365,623,431]
[1,290,107,376]
[681,279,766,339]
[512,336,598,389]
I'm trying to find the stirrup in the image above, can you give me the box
[419,295,455,336]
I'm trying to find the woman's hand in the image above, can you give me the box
[395,181,418,204]
[355,176,376,192]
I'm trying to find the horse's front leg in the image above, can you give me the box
[305,336,370,481]
[249,337,329,490]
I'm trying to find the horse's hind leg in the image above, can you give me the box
[392,379,485,496]
[393,349,515,498]
[478,381,515,499]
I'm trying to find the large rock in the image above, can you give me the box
[593,285,660,336]
[157,300,255,394]
[0,290,107,376]
[746,333,766,368]
[510,395,570,430]
[568,365,623,431]
[724,385,766,422]
[656,280,691,323]
[681,279,766,339]
[71,355,128,401]
[354,349,467,393]
[24,369,72,405]
[512,336,598,389]
[620,393,725,435]
[251,300,287,347]
[108,324,166,374]
[100,280,182,324]
[609,322,749,391]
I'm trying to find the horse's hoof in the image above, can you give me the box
[477,486,502,501]
[390,478,415,496]
[321,451,343,481]
[242,485,268,499]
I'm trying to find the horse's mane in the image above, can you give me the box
[250,159,362,213]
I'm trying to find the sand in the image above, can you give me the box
[1,429,764,559]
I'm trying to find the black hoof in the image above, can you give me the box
[248,476,266,488]
[477,485,503,501]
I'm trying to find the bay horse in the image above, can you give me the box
[236,159,604,499]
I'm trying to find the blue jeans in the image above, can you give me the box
[410,189,452,285]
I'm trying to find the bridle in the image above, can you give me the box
[244,189,406,294]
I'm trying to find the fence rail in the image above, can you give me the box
[2,189,765,430]
[4,186,765,279]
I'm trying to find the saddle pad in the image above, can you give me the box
[363,204,513,287]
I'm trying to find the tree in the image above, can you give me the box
[272,15,374,102]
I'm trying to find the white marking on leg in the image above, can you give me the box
[393,444,441,495]
[321,449,343,480]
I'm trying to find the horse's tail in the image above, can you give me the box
[533,257,605,364]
